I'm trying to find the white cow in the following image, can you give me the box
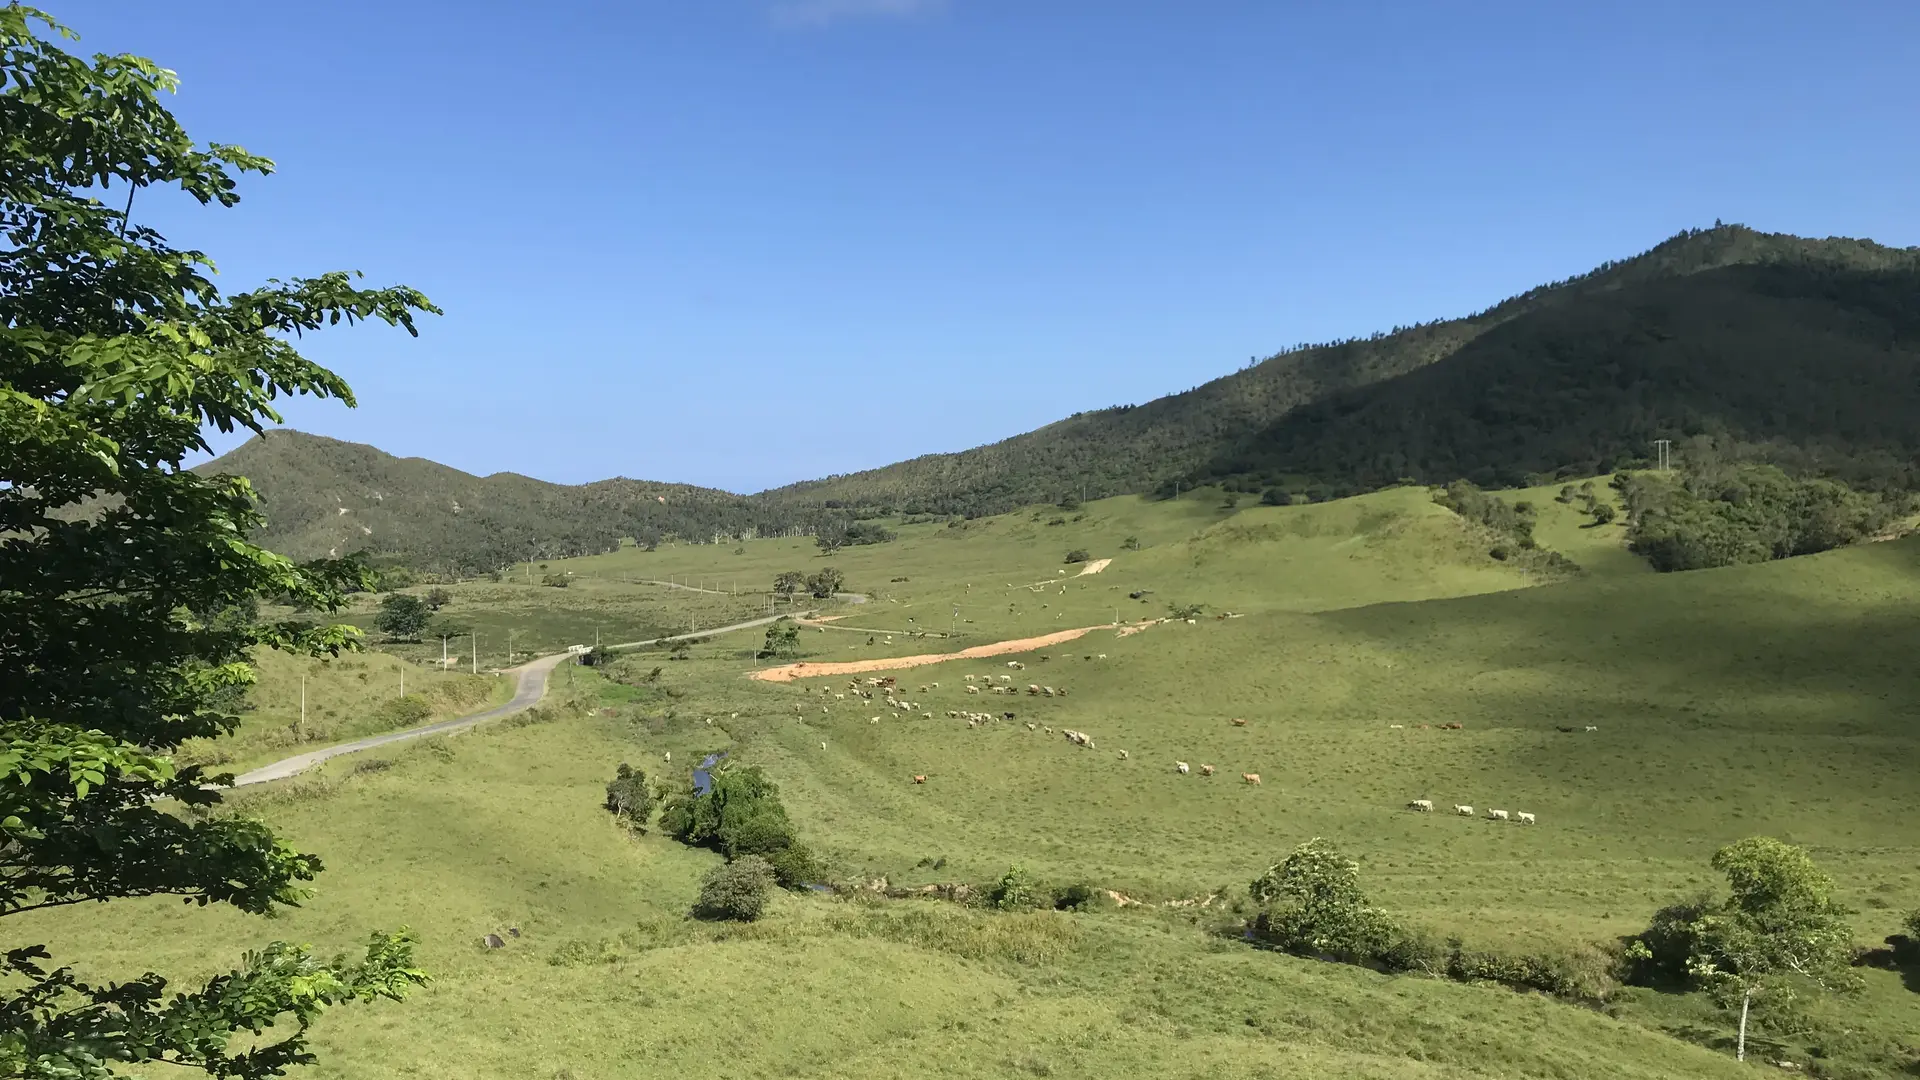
[1453,804,1473,816]
[1487,809,1510,821]
[1407,799,1434,812]
[1516,812,1536,825]
[1118,750,1129,760]
[1176,761,1191,774]
[819,741,827,750]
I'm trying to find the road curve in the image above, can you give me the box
[227,608,834,788]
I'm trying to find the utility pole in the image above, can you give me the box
[471,633,478,675]
[399,664,405,697]
[1653,439,1672,472]
[441,633,449,668]
[299,674,306,738]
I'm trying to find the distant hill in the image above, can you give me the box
[194,432,817,574]
[760,225,1920,513]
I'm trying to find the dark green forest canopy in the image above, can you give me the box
[1198,261,1920,495]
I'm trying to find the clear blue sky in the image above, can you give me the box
[65,0,1920,492]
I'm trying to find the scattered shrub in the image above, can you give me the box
[659,764,814,887]
[766,843,822,888]
[1260,488,1292,506]
[374,693,434,728]
[1064,549,1090,564]
[1053,883,1095,911]
[693,855,777,921]
[1120,536,1141,551]
[987,865,1042,911]
[1247,838,1397,963]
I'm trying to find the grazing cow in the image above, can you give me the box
[1487,809,1510,821]
[1098,654,1108,659]
[1056,688,1068,697]
[913,775,926,784]
[967,720,977,728]
[1453,804,1473,816]
[819,741,828,750]
[1516,812,1536,824]
[966,686,980,695]
[1442,722,1463,730]
[870,718,879,724]
[1389,724,1405,729]
[1585,725,1598,732]
[1003,712,1016,722]
[1026,722,1037,731]
[1176,761,1190,774]
[1242,773,1261,785]
[1043,726,1053,735]
[664,751,671,764]
[1200,764,1216,777]
[1231,718,1247,727]
[483,933,506,949]
[998,675,1013,684]
[1006,661,1025,670]
[964,674,976,683]
[1407,799,1434,812]
[1042,686,1056,697]
[918,685,929,693]
[1028,684,1041,695]
[1118,750,1129,759]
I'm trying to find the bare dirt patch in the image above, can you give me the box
[749,622,1155,682]
[1075,558,1112,576]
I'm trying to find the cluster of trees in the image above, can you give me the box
[1615,464,1911,572]
[773,567,844,600]
[1432,482,1578,575]
[1,12,428,1074]
[655,765,820,891]
[816,520,895,554]
[757,619,801,659]
[1243,835,1869,1062]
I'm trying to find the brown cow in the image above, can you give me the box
[1231,718,1247,727]
[1242,773,1261,785]
[912,775,927,784]
[1200,764,1216,776]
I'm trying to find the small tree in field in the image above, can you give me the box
[1064,549,1090,564]
[1682,837,1859,1061]
[693,856,777,921]
[815,522,848,554]
[772,570,806,600]
[0,10,433,1075]
[1248,838,1396,961]
[758,619,801,659]
[603,763,653,830]
[423,586,452,610]
[375,593,430,641]
[806,567,844,598]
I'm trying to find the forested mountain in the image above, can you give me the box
[761,225,1920,513]
[210,225,1920,570]
[193,431,820,574]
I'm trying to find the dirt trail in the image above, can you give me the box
[749,622,1152,682]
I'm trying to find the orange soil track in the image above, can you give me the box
[749,622,1150,682]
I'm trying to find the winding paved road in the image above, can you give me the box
[228,609,832,788]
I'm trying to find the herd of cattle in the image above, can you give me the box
[1405,799,1536,825]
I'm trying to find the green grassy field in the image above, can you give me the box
[34,484,1920,1077]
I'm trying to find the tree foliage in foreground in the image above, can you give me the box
[0,9,432,1075]
[1681,838,1859,1061]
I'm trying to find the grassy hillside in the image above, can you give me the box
[47,483,1920,1077]
[760,225,1920,514]
[192,430,823,573]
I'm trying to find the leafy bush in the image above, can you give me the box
[693,856,777,921]
[766,843,822,888]
[1623,892,1714,986]
[1247,838,1397,962]
[757,619,801,659]
[1120,535,1141,551]
[374,593,430,641]
[373,693,434,728]
[987,865,1043,911]
[1260,488,1292,506]
[1052,883,1096,911]
[1064,549,1090,564]
[806,567,844,598]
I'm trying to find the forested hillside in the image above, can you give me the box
[1199,259,1920,495]
[194,432,822,574]
[762,225,1920,514]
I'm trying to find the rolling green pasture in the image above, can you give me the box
[39,483,1920,1076]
